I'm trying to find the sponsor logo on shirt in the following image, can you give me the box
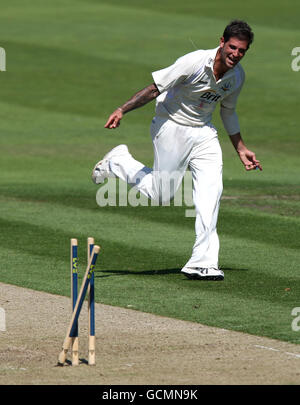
[199,90,221,104]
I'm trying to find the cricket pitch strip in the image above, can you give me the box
[0,282,300,385]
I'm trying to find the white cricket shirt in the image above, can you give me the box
[152,47,245,134]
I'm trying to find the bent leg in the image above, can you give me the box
[110,117,193,202]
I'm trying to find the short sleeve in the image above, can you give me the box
[152,52,199,94]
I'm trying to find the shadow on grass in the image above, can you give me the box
[95,268,181,278]
[221,267,249,272]
[94,266,249,278]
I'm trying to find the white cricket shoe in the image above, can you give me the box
[181,267,224,281]
[92,144,129,184]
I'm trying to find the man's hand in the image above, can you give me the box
[104,108,123,129]
[238,148,262,171]
[229,132,262,171]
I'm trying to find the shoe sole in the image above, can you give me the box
[92,145,129,184]
[181,271,224,281]
[91,159,109,184]
[92,158,106,173]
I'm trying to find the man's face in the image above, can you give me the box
[219,36,249,69]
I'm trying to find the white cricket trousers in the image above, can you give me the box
[110,116,223,269]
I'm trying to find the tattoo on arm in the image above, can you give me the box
[119,83,160,114]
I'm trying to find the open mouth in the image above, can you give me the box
[227,54,240,66]
[227,56,236,66]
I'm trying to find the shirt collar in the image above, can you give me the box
[205,47,220,69]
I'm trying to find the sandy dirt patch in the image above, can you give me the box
[0,282,300,385]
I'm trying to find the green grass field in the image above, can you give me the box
[0,0,299,344]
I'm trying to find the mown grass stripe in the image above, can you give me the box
[0,215,190,264]
[1,188,299,251]
[95,0,300,31]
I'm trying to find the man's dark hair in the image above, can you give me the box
[223,20,254,48]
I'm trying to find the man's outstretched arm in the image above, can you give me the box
[104,83,160,129]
